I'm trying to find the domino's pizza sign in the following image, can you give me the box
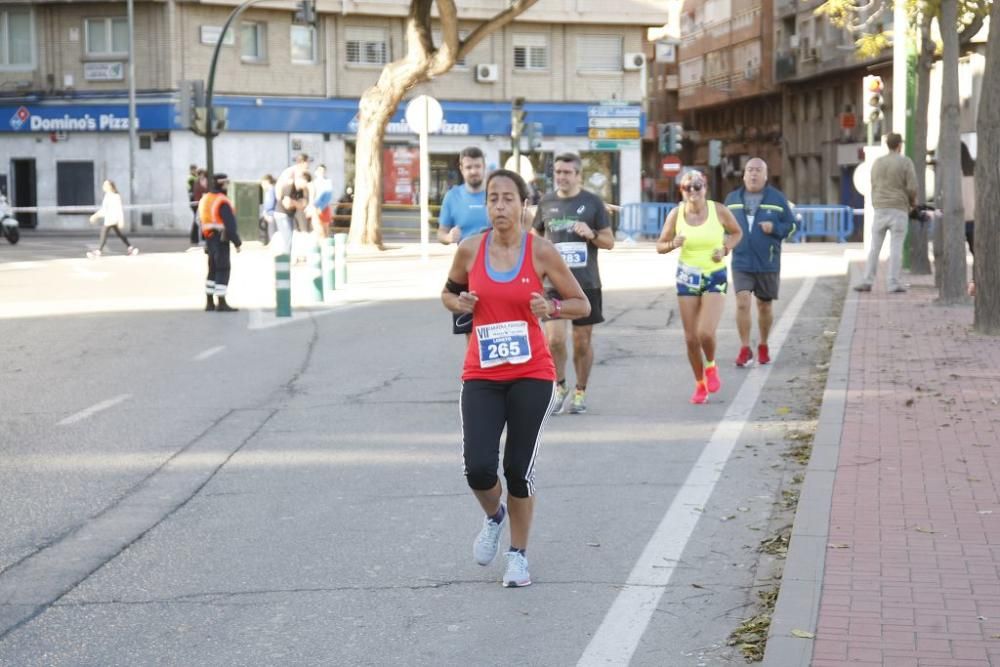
[9,106,29,131]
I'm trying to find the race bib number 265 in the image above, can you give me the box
[476,320,532,368]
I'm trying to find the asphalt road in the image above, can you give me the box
[0,232,847,666]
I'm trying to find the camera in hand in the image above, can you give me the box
[909,204,936,223]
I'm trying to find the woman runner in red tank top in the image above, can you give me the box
[441,169,589,587]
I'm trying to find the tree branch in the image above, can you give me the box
[458,0,539,60]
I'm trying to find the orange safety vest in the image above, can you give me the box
[198,193,234,238]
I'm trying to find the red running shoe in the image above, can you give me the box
[704,365,721,393]
[690,381,709,404]
[757,344,771,365]
[735,346,754,367]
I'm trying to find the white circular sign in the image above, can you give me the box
[405,95,443,134]
[503,155,535,182]
[852,160,872,196]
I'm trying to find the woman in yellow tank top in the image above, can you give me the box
[656,170,743,404]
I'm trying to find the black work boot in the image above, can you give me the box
[216,296,239,312]
[205,295,216,311]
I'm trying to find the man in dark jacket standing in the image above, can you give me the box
[725,158,797,367]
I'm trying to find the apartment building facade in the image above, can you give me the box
[674,0,783,196]
[0,0,665,230]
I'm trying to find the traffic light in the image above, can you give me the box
[294,0,316,25]
[525,121,543,152]
[667,123,683,154]
[212,106,228,133]
[176,79,205,130]
[193,106,208,136]
[511,97,526,141]
[863,75,884,144]
[658,123,669,154]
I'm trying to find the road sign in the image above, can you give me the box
[588,128,640,140]
[840,112,857,130]
[404,95,443,134]
[661,155,681,175]
[588,103,641,151]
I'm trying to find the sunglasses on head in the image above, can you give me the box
[682,182,704,193]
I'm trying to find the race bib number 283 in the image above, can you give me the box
[476,320,532,368]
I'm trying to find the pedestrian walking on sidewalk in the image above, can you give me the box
[657,169,742,404]
[87,180,138,258]
[855,133,917,293]
[439,146,490,339]
[725,158,797,367]
[531,153,615,415]
[197,174,242,312]
[442,168,589,587]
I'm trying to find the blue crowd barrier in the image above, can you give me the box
[791,205,855,243]
[619,202,676,240]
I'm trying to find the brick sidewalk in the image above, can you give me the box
[808,272,1000,666]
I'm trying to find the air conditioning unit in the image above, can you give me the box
[623,52,646,71]
[475,64,499,83]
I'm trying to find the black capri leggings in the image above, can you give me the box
[460,378,557,498]
[98,224,130,251]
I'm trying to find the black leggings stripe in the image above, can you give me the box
[460,378,556,498]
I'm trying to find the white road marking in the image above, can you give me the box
[577,276,818,667]
[57,394,132,426]
[194,345,226,361]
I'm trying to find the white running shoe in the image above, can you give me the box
[473,504,506,566]
[86,249,101,259]
[551,384,569,415]
[127,246,139,256]
[502,551,531,588]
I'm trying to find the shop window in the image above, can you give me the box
[576,35,622,72]
[513,33,547,71]
[1,6,34,68]
[56,162,95,210]
[139,134,152,149]
[347,27,388,66]
[241,21,266,62]
[291,24,316,64]
[85,17,128,56]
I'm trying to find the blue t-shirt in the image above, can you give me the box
[439,185,488,240]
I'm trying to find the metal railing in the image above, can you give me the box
[790,205,855,243]
[619,202,676,240]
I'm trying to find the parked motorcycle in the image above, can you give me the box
[0,195,19,244]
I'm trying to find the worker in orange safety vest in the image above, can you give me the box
[197,173,242,312]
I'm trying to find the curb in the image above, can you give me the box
[761,258,859,666]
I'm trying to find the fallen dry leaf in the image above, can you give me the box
[791,629,815,639]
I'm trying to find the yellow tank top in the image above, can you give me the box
[677,201,726,273]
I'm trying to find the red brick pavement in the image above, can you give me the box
[812,273,1000,666]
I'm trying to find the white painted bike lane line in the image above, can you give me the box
[57,394,131,426]
[577,276,818,667]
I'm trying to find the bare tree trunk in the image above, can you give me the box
[935,0,968,304]
[909,9,933,274]
[346,0,538,248]
[973,0,1000,333]
[348,85,403,249]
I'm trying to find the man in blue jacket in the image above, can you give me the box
[725,158,797,367]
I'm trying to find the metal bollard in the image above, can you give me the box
[275,254,292,317]
[334,232,348,288]
[308,238,323,302]
[322,236,336,299]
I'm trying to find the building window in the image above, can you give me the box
[432,29,468,68]
[347,27,388,66]
[513,33,547,71]
[56,162,95,209]
[291,25,316,63]
[1,6,33,68]
[241,22,266,62]
[85,17,128,56]
[577,35,622,72]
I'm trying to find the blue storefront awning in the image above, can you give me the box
[1,96,644,137]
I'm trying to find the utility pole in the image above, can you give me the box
[126,0,138,231]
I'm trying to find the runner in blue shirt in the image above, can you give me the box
[439,146,490,337]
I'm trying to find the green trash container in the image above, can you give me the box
[229,181,263,242]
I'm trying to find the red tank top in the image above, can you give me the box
[461,232,556,382]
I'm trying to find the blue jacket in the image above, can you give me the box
[725,185,797,273]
